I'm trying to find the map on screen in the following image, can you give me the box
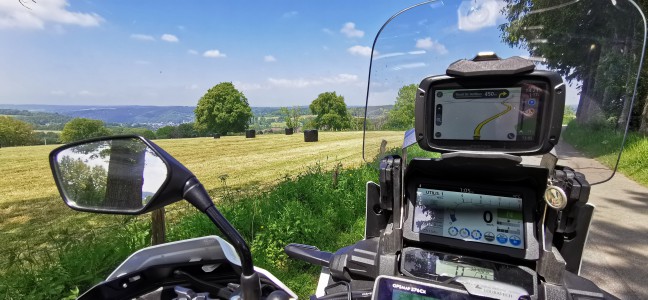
[433,87,529,141]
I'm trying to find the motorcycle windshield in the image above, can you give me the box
[362,0,646,183]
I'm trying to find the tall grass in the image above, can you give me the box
[0,163,377,299]
[563,121,648,186]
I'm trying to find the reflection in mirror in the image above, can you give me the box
[54,138,168,212]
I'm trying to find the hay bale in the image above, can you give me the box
[257,130,264,135]
[213,133,221,139]
[285,128,294,135]
[304,130,318,142]
[245,130,256,138]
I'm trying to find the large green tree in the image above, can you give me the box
[0,116,35,147]
[499,0,644,128]
[384,84,418,130]
[309,92,351,130]
[60,118,110,143]
[194,82,253,135]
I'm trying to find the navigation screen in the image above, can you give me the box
[412,187,525,249]
[432,85,543,142]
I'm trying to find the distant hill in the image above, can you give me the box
[0,104,195,126]
[0,104,393,128]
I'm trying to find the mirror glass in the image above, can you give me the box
[53,138,168,212]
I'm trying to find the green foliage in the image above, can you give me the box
[60,118,110,143]
[58,156,108,206]
[109,127,157,140]
[499,0,643,124]
[309,92,351,130]
[279,106,302,129]
[563,120,648,186]
[156,126,176,139]
[154,123,204,139]
[194,82,253,135]
[168,164,377,297]
[0,116,35,147]
[384,84,417,130]
[32,131,61,145]
[1,163,378,299]
[0,109,71,130]
[563,106,576,125]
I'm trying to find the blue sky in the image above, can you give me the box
[0,0,579,107]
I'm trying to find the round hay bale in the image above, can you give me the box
[213,133,221,139]
[245,130,256,138]
[257,130,264,135]
[304,130,318,142]
[285,128,294,135]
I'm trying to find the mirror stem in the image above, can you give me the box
[183,178,261,299]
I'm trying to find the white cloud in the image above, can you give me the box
[131,33,155,41]
[282,11,298,18]
[268,74,358,88]
[340,22,364,38]
[264,55,277,62]
[322,28,334,35]
[161,33,179,42]
[392,62,427,70]
[347,45,372,57]
[77,90,96,96]
[233,81,263,91]
[415,37,448,55]
[203,49,226,58]
[187,49,198,55]
[0,0,103,29]
[457,0,506,32]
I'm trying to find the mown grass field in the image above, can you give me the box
[0,131,402,271]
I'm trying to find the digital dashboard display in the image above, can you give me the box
[432,84,544,142]
[412,187,525,249]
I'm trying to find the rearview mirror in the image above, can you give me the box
[49,136,191,214]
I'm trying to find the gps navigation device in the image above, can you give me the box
[414,70,565,155]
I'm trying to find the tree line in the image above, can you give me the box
[0,82,367,147]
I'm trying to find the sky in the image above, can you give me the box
[0,0,581,107]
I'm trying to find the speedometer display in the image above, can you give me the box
[412,187,524,249]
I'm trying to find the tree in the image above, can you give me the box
[58,156,107,207]
[384,84,418,130]
[194,82,253,135]
[499,0,643,128]
[309,92,351,130]
[60,118,110,143]
[0,116,34,147]
[280,106,302,129]
[156,126,176,139]
[177,123,199,138]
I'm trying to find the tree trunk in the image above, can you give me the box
[640,97,648,134]
[577,45,601,123]
[104,140,146,210]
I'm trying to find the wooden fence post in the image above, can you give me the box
[151,208,166,245]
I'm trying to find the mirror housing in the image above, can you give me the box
[49,135,195,215]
